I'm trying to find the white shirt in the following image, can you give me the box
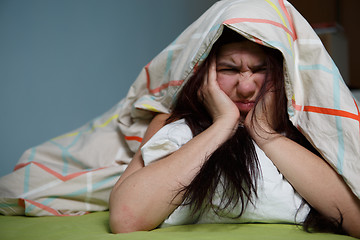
[141,119,310,227]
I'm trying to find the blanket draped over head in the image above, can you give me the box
[0,0,359,216]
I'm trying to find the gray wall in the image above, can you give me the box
[0,0,218,177]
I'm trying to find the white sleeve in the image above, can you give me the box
[141,119,193,166]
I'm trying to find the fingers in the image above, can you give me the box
[197,58,240,126]
[198,57,217,102]
[207,57,217,86]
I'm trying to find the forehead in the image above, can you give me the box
[217,41,266,59]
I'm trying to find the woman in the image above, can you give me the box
[109,28,360,237]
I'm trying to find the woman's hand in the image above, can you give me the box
[199,58,240,131]
[245,90,360,238]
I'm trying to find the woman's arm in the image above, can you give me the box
[113,113,170,187]
[109,59,240,233]
[258,133,360,237]
[246,92,360,238]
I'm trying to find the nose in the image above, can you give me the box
[236,71,257,99]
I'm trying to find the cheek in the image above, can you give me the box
[217,75,237,95]
[254,74,266,90]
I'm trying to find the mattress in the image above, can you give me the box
[0,211,356,240]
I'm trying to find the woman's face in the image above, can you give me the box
[216,41,267,118]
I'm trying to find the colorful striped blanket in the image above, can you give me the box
[0,0,359,216]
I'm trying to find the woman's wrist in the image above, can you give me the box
[248,123,281,150]
[212,116,240,137]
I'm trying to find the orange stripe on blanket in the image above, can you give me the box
[14,162,106,181]
[253,36,264,45]
[292,99,360,123]
[353,98,360,133]
[145,61,151,91]
[144,61,183,94]
[23,199,72,216]
[278,0,297,40]
[149,80,184,94]
[18,199,25,208]
[223,18,296,40]
[124,135,143,142]
[13,162,29,172]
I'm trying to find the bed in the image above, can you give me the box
[1,0,359,239]
[0,211,356,240]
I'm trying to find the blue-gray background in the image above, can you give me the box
[0,0,218,177]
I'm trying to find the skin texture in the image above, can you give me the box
[109,42,360,237]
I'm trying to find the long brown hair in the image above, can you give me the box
[167,27,344,233]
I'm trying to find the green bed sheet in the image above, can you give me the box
[0,211,355,240]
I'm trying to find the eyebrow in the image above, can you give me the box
[250,62,266,70]
[216,62,238,68]
[216,61,266,70]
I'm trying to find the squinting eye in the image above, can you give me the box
[218,68,238,73]
[255,67,267,73]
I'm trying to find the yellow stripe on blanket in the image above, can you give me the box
[265,0,293,50]
[141,104,160,112]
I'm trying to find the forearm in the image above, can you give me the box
[256,133,360,237]
[109,119,237,233]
